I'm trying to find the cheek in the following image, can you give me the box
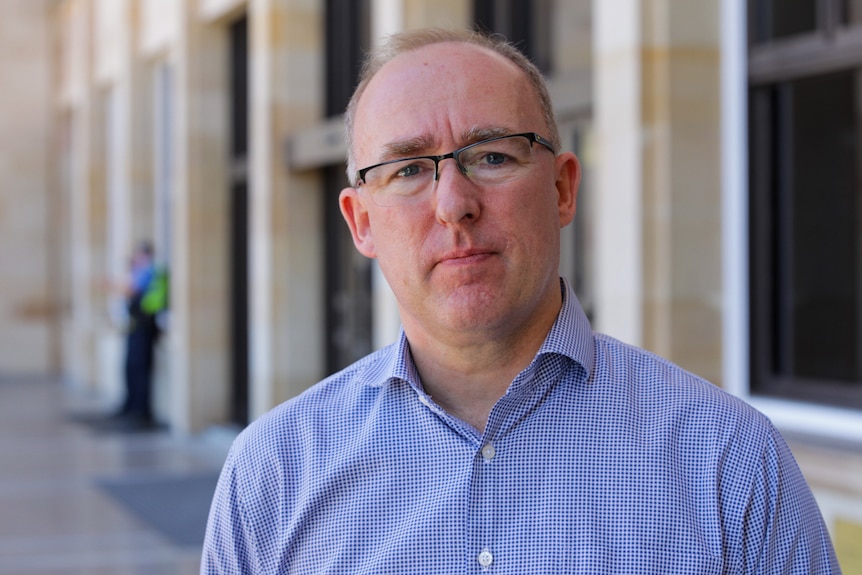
[508,181,559,228]
[506,187,562,256]
[368,210,425,264]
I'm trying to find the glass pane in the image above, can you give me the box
[776,70,861,382]
[750,0,818,43]
[325,0,370,117]
[472,0,553,73]
[840,0,862,24]
[324,167,374,374]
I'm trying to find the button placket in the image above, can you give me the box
[471,439,499,572]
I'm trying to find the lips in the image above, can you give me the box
[437,248,495,265]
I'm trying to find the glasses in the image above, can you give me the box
[355,132,556,207]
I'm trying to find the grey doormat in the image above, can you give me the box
[97,472,220,547]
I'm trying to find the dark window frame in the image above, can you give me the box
[473,0,553,73]
[748,0,862,408]
[229,14,250,426]
[323,0,374,374]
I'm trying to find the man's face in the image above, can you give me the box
[340,42,579,344]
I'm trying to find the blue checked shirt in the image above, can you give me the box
[202,280,840,574]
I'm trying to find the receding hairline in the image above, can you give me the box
[344,28,560,185]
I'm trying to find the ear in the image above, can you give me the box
[339,187,377,258]
[555,151,580,227]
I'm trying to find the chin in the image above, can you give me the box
[437,291,510,328]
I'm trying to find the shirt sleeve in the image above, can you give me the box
[130,265,155,295]
[200,446,259,575]
[735,424,841,574]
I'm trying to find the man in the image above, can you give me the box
[202,29,840,573]
[117,241,160,428]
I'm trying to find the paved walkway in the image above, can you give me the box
[0,375,231,575]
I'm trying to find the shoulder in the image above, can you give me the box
[592,332,754,406]
[226,346,397,472]
[590,332,774,446]
[587,333,800,508]
[212,343,412,540]
[202,350,394,573]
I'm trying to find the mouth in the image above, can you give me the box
[437,248,495,266]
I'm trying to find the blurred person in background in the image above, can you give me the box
[201,28,840,573]
[109,240,162,430]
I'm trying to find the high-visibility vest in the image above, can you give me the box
[141,268,169,315]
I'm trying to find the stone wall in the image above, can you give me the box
[0,0,56,374]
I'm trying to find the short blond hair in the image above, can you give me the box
[344,28,560,185]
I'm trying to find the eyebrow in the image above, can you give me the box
[378,135,437,162]
[377,126,516,161]
[462,126,513,144]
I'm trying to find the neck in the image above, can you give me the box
[406,286,562,433]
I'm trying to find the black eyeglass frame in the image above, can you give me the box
[355,132,557,186]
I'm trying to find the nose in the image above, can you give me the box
[433,158,481,224]
[432,152,468,181]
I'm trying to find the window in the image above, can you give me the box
[323,0,373,373]
[749,0,818,42]
[473,0,552,73]
[229,14,250,425]
[749,0,862,407]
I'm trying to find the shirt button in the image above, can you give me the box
[478,549,493,567]
[481,444,496,460]
[418,395,430,406]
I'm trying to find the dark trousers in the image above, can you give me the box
[122,324,156,421]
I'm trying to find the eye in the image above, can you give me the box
[394,162,425,178]
[480,152,509,166]
[461,148,510,169]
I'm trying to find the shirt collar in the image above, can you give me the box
[372,277,595,388]
[537,277,595,377]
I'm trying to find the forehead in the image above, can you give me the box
[353,42,542,156]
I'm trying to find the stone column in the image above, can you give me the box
[248,0,326,416]
[172,1,231,433]
[594,0,722,383]
[0,0,54,374]
[60,0,106,392]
